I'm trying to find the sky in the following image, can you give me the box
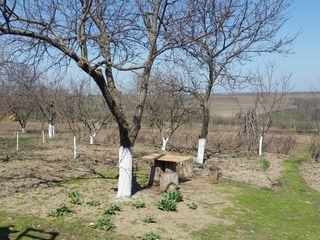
[260,0,320,92]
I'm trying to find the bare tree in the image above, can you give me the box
[1,63,36,132]
[62,78,112,145]
[238,64,291,155]
[167,0,294,163]
[146,71,199,151]
[0,0,191,198]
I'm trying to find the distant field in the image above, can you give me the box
[209,92,315,118]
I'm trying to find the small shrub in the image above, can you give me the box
[164,190,183,202]
[49,204,74,217]
[143,214,157,223]
[68,191,81,205]
[187,202,198,210]
[157,197,177,211]
[311,135,320,162]
[132,199,146,209]
[87,199,101,207]
[262,159,270,171]
[91,218,116,231]
[140,232,161,240]
[104,203,121,215]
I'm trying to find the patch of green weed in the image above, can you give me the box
[49,204,74,217]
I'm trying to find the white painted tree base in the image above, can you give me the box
[117,146,133,198]
[89,133,96,145]
[21,128,26,133]
[73,136,77,159]
[196,138,206,164]
[161,137,169,151]
[258,135,263,156]
[48,123,53,139]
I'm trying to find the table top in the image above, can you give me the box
[142,153,193,163]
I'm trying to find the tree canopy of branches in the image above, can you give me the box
[60,78,112,144]
[0,0,191,198]
[167,0,294,163]
[146,71,199,151]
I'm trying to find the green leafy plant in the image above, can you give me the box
[140,232,161,240]
[262,159,270,171]
[157,197,177,211]
[104,203,121,215]
[68,191,81,205]
[87,199,101,207]
[91,217,116,231]
[187,202,198,210]
[164,189,183,202]
[132,199,146,209]
[49,204,74,217]
[143,214,157,223]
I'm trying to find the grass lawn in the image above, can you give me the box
[193,147,320,239]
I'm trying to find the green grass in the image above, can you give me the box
[193,147,320,239]
[0,211,131,240]
[261,158,270,171]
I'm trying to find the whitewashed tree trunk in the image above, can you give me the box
[52,125,55,138]
[48,123,53,139]
[16,131,19,151]
[161,136,169,151]
[89,133,96,145]
[196,138,206,164]
[42,130,45,143]
[21,128,26,133]
[258,135,263,156]
[117,146,133,198]
[73,136,77,159]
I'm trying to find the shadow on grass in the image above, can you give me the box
[0,226,58,240]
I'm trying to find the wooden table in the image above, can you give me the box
[142,153,193,192]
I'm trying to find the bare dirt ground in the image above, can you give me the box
[0,121,289,239]
[300,161,320,192]
[198,152,284,188]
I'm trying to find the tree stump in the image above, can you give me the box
[160,170,178,192]
[208,166,220,184]
[148,160,164,186]
[177,159,193,178]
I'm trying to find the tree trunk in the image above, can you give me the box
[42,130,45,143]
[16,131,19,151]
[89,133,96,145]
[21,128,26,133]
[160,170,179,192]
[52,124,55,138]
[161,136,169,151]
[117,146,133,198]
[48,123,53,139]
[73,136,77,159]
[258,135,263,156]
[197,104,210,164]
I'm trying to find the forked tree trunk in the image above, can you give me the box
[161,136,169,151]
[197,104,210,164]
[258,135,263,156]
[89,133,96,145]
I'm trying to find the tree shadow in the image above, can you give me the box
[15,228,58,240]
[0,225,18,240]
